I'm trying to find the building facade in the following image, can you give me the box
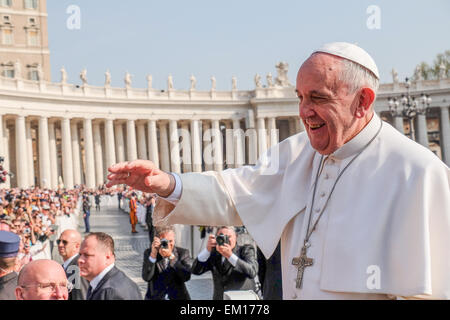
[0,0,50,81]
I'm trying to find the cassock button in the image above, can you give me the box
[324,173,330,180]
[320,191,326,197]
[314,208,320,213]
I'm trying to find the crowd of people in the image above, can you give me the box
[0,184,279,300]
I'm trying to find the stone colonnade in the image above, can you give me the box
[0,114,306,189]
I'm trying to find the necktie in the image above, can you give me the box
[86,285,93,300]
[163,258,169,270]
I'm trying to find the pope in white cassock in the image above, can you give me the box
[106,42,450,300]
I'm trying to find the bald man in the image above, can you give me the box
[57,229,89,300]
[15,260,70,300]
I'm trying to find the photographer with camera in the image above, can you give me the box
[192,226,258,300]
[141,226,192,300]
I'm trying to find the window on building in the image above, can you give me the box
[29,69,39,81]
[0,0,12,8]
[1,28,13,45]
[28,30,39,46]
[28,17,36,25]
[3,15,11,24]
[24,0,38,10]
[1,64,14,78]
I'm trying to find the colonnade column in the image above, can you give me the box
[190,120,202,172]
[147,120,159,168]
[105,119,116,170]
[61,117,74,189]
[202,121,213,171]
[440,106,450,166]
[416,113,429,148]
[159,121,170,172]
[38,116,51,188]
[48,122,58,189]
[393,116,404,134]
[83,118,96,189]
[114,122,125,163]
[268,117,278,148]
[71,122,82,186]
[225,121,234,169]
[15,115,28,188]
[126,119,138,161]
[169,120,181,173]
[257,117,267,158]
[137,122,147,160]
[180,122,192,173]
[211,120,223,171]
[1,116,10,188]
[25,120,35,187]
[93,122,104,187]
[232,119,245,168]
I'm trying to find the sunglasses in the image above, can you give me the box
[56,239,69,246]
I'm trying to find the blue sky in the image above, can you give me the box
[47,0,450,90]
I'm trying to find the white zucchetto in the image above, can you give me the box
[313,42,380,79]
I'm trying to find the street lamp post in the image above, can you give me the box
[388,77,432,141]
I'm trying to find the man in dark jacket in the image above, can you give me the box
[82,194,91,233]
[192,226,258,300]
[145,196,156,243]
[57,229,89,300]
[79,232,142,300]
[142,226,192,300]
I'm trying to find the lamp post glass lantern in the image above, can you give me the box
[388,77,432,141]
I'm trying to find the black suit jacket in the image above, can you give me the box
[65,255,90,300]
[142,246,192,300]
[257,242,283,300]
[88,266,142,300]
[192,244,258,300]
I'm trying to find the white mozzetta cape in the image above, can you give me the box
[154,120,450,298]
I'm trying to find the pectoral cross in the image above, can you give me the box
[292,245,314,289]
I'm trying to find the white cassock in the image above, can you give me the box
[153,113,450,299]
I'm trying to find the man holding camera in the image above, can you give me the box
[142,226,192,300]
[192,226,258,300]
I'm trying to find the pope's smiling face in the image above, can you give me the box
[296,53,365,155]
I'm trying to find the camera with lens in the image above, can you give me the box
[216,234,229,246]
[160,238,169,249]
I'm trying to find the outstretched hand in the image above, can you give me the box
[106,160,175,197]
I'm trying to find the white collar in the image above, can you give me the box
[89,263,115,291]
[330,112,382,160]
[62,253,78,270]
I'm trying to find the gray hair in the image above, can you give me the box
[216,226,236,235]
[339,58,379,94]
[155,225,176,238]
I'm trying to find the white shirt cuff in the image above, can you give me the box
[228,253,238,267]
[197,248,211,262]
[158,173,182,205]
[149,255,157,263]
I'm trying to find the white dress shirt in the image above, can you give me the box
[197,248,239,267]
[89,263,115,291]
[62,253,78,271]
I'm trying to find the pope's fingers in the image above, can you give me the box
[108,161,130,173]
[105,179,128,188]
[107,173,129,181]
[124,159,156,173]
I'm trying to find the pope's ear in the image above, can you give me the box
[355,87,375,118]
